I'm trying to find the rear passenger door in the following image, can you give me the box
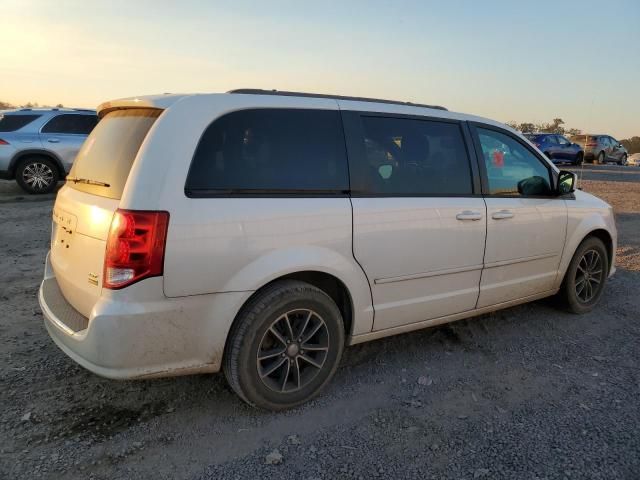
[470,124,567,308]
[343,110,487,331]
[39,114,98,172]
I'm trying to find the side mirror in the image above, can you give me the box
[557,170,577,195]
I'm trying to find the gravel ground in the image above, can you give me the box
[1,165,638,479]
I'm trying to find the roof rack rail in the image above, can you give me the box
[228,89,447,111]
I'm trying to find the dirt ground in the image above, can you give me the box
[1,165,638,479]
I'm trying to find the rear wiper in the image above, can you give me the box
[66,177,110,187]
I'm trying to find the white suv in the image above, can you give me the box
[39,89,617,410]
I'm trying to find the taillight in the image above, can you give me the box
[0,139,9,145]
[586,143,597,147]
[103,209,169,289]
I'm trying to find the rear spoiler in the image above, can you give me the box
[97,94,189,118]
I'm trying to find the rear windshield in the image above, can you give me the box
[0,114,41,132]
[569,135,597,145]
[67,109,161,199]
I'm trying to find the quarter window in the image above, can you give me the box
[0,114,41,132]
[186,109,349,194]
[477,128,552,196]
[41,114,98,135]
[355,116,473,195]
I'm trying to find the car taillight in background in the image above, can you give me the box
[103,209,169,289]
[0,139,9,145]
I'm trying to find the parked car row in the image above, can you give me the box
[0,108,97,193]
[524,132,630,166]
[0,105,637,195]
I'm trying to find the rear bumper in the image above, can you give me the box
[39,251,250,379]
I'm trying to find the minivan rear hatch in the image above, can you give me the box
[50,109,161,318]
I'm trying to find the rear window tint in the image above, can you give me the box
[67,109,161,199]
[0,114,41,132]
[185,109,349,195]
[42,114,97,135]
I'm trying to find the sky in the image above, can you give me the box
[2,0,639,138]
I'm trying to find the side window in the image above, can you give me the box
[477,128,552,196]
[557,135,570,145]
[546,135,558,145]
[600,136,609,146]
[186,109,349,194]
[41,114,98,135]
[356,116,473,195]
[0,114,41,132]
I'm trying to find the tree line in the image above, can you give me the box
[1,100,64,109]
[507,118,639,154]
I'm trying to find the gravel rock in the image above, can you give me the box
[265,449,283,465]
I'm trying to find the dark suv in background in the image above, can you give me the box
[0,108,97,193]
[524,133,584,165]
[569,134,628,165]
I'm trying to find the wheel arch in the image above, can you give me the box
[586,228,614,269]
[228,270,357,341]
[9,149,66,178]
[556,223,616,289]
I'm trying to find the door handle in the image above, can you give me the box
[492,209,514,220]
[456,210,483,221]
[47,138,60,143]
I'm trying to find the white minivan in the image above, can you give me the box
[39,89,617,410]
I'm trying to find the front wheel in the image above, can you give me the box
[15,156,59,194]
[619,155,627,166]
[574,153,584,166]
[559,237,609,314]
[223,280,345,410]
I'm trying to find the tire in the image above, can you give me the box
[597,151,605,165]
[619,155,627,166]
[574,152,583,166]
[558,236,609,314]
[223,280,345,410]
[15,156,60,194]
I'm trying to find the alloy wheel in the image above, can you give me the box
[256,309,329,393]
[22,162,54,191]
[575,249,604,303]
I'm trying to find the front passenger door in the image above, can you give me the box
[471,125,567,308]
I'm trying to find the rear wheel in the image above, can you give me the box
[15,156,59,194]
[223,280,345,410]
[597,151,605,165]
[558,237,609,314]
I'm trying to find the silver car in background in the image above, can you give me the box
[569,134,628,165]
[0,108,97,193]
